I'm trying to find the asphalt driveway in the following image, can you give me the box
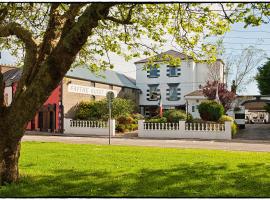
[235,124,270,140]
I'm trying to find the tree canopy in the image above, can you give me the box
[256,59,270,95]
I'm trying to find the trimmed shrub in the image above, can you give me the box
[74,98,135,121]
[74,100,107,120]
[198,100,224,122]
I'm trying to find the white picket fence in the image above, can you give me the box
[64,118,115,136]
[138,120,231,140]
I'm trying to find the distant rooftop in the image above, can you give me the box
[134,49,224,65]
[66,66,138,89]
[3,68,22,87]
[134,50,192,64]
[185,90,205,97]
[2,65,138,89]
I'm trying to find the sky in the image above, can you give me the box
[1,18,270,96]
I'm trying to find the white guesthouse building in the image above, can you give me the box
[135,50,226,117]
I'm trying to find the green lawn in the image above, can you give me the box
[0,142,270,197]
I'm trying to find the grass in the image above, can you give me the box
[0,142,270,197]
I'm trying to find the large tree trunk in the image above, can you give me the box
[0,128,22,185]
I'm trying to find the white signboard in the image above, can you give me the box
[68,84,117,97]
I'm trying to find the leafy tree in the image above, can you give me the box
[256,59,270,95]
[0,2,268,185]
[202,81,236,111]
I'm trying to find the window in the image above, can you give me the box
[168,85,178,101]
[148,66,159,78]
[148,85,159,100]
[167,83,180,101]
[91,82,95,87]
[167,65,180,77]
[192,106,195,112]
[109,85,113,90]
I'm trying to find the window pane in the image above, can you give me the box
[170,67,177,76]
[149,66,158,77]
[169,85,178,100]
[149,85,158,100]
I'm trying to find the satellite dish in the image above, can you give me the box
[106,91,115,100]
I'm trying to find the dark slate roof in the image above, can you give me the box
[3,68,22,87]
[134,50,193,64]
[2,66,138,89]
[66,66,138,89]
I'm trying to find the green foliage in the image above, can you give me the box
[256,59,270,95]
[116,113,141,133]
[146,116,167,123]
[219,115,234,123]
[198,101,224,122]
[163,109,192,123]
[219,115,238,136]
[111,98,135,119]
[74,98,135,121]
[74,100,107,121]
[264,104,270,113]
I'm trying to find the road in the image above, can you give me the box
[23,134,270,152]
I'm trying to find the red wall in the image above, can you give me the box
[25,84,62,132]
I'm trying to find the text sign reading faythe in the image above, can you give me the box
[68,84,117,97]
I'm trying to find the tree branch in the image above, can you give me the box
[104,4,136,25]
[6,3,117,138]
[220,3,233,23]
[0,68,4,112]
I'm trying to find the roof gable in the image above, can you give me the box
[134,50,192,64]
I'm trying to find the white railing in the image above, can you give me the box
[70,120,108,128]
[185,122,225,131]
[138,120,231,140]
[143,122,180,130]
[64,118,115,136]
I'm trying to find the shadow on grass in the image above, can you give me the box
[0,162,269,197]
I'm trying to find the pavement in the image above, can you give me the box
[235,124,270,140]
[22,134,270,152]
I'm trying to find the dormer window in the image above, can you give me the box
[167,65,181,77]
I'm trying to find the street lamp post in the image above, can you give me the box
[106,91,115,145]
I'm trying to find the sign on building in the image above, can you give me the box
[68,84,117,97]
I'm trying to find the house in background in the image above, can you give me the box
[2,65,139,133]
[135,50,226,117]
[184,90,207,119]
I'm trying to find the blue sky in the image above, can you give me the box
[1,21,269,95]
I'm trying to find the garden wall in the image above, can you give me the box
[64,118,115,136]
[138,120,232,140]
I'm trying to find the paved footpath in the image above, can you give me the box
[22,135,270,152]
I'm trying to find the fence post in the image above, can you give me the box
[109,119,115,136]
[225,121,232,140]
[138,120,145,137]
[179,120,185,132]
